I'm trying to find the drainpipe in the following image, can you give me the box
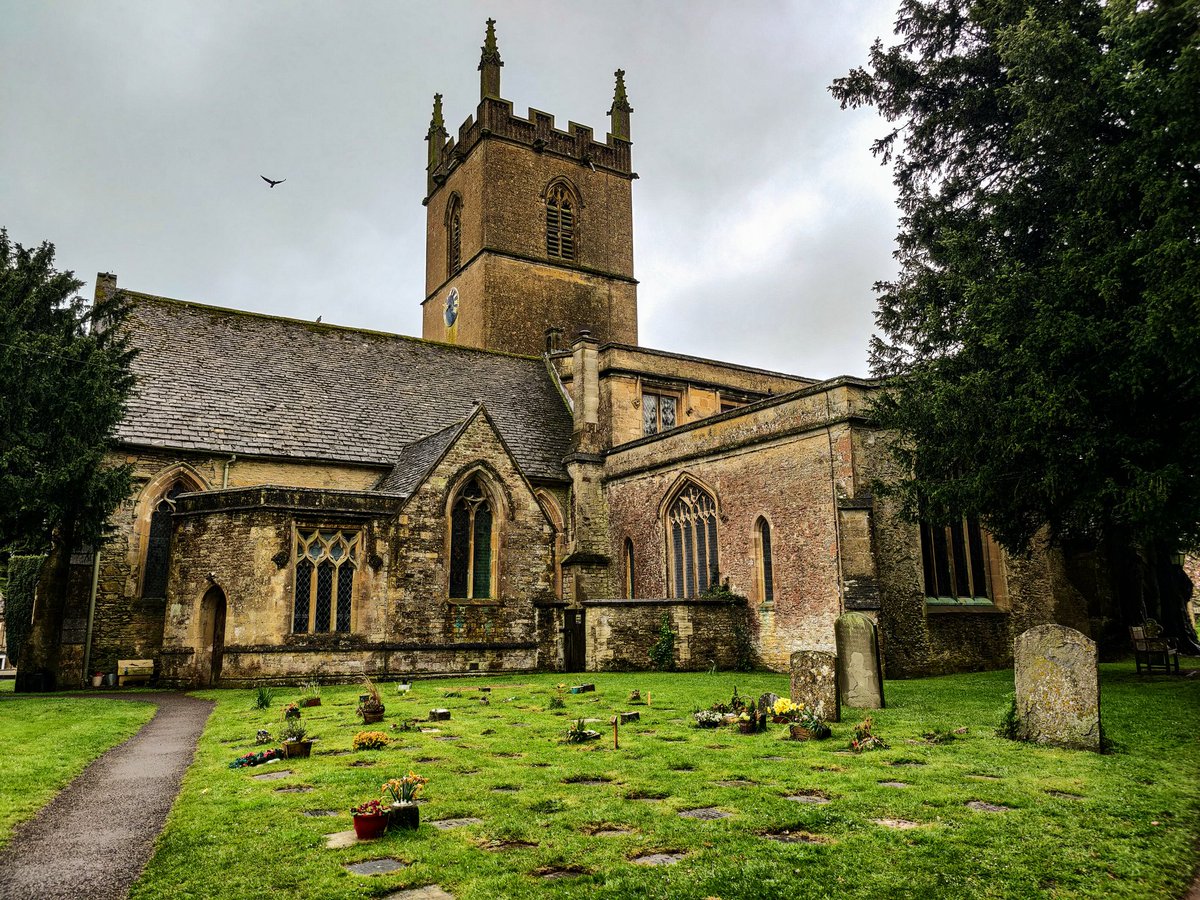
[81,548,102,686]
[222,454,237,489]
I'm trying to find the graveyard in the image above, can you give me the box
[2,662,1197,899]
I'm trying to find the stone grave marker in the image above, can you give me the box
[1013,624,1101,751]
[834,612,885,709]
[789,650,840,722]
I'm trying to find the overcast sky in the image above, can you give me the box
[1,1,900,380]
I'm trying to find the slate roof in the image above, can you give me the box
[375,419,466,495]
[118,294,573,483]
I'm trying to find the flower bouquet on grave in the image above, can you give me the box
[357,676,386,724]
[693,709,724,729]
[280,717,314,758]
[565,718,602,743]
[349,798,390,840]
[299,680,322,707]
[282,701,301,720]
[382,772,428,829]
[229,748,282,769]
[849,716,888,753]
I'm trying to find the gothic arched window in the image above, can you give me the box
[450,476,495,599]
[755,517,774,605]
[447,195,463,275]
[293,529,359,633]
[545,183,576,261]
[666,483,719,598]
[142,484,185,599]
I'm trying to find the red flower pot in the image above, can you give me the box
[352,811,389,840]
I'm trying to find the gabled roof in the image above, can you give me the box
[117,294,573,482]
[376,419,467,496]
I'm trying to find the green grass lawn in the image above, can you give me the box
[0,692,156,847]
[123,664,1200,900]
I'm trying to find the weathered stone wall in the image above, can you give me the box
[582,598,742,671]
[603,383,875,672]
[81,447,386,679]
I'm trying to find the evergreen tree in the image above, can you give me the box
[0,229,135,689]
[831,1,1200,649]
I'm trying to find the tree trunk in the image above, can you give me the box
[1145,542,1200,656]
[13,519,75,693]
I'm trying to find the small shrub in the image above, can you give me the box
[253,686,274,710]
[443,690,462,699]
[648,614,677,671]
[548,696,565,710]
[565,719,600,743]
[352,730,390,750]
[996,694,1021,741]
[281,718,307,743]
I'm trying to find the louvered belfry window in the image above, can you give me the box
[545,184,576,260]
[142,484,185,599]
[449,476,494,599]
[448,198,462,274]
[293,529,359,633]
[667,484,720,598]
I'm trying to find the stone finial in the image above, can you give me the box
[479,18,503,99]
[608,69,632,141]
[426,93,449,169]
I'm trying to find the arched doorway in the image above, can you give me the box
[198,586,227,686]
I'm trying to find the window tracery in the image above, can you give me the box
[293,529,359,633]
[450,476,494,599]
[666,484,719,598]
[545,183,576,260]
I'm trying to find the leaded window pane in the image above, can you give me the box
[336,565,353,632]
[660,396,676,429]
[143,485,183,599]
[315,561,334,631]
[472,503,493,598]
[760,520,774,603]
[293,559,312,633]
[667,485,719,598]
[643,393,658,435]
[449,501,472,598]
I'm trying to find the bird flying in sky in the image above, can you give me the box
[261,176,286,187]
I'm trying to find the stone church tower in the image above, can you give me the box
[421,19,639,356]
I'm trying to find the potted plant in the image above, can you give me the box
[282,701,301,720]
[350,798,389,840]
[299,680,321,708]
[280,718,313,758]
[91,672,104,688]
[382,772,428,830]
[357,677,385,724]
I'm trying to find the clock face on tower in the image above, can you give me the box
[443,287,459,327]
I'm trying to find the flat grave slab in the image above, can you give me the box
[303,809,340,818]
[1046,790,1083,799]
[678,807,730,820]
[618,711,640,723]
[536,866,587,880]
[480,839,537,851]
[345,858,409,875]
[785,793,831,804]
[381,889,455,900]
[763,831,828,844]
[590,827,634,837]
[251,770,292,781]
[873,818,923,830]
[430,817,483,830]
[325,830,358,849]
[274,785,312,793]
[966,800,1010,812]
[879,781,910,788]
[631,851,686,866]
[714,779,755,787]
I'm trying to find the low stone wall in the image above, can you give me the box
[582,597,742,672]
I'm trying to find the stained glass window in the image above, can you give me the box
[667,484,719,598]
[293,529,359,632]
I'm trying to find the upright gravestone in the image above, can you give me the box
[1014,625,1100,751]
[789,650,840,722]
[834,612,885,709]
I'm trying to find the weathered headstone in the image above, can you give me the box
[1014,624,1100,751]
[834,612,885,709]
[789,650,840,722]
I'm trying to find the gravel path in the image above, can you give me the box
[0,692,214,900]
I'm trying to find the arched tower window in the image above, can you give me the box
[142,483,186,600]
[623,538,635,599]
[545,183,576,261]
[450,475,495,599]
[447,195,463,275]
[755,517,774,605]
[666,483,719,598]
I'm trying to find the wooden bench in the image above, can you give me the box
[118,659,155,686]
[1130,627,1179,675]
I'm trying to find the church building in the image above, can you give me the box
[55,21,1093,687]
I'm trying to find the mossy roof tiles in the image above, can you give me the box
[117,295,572,482]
